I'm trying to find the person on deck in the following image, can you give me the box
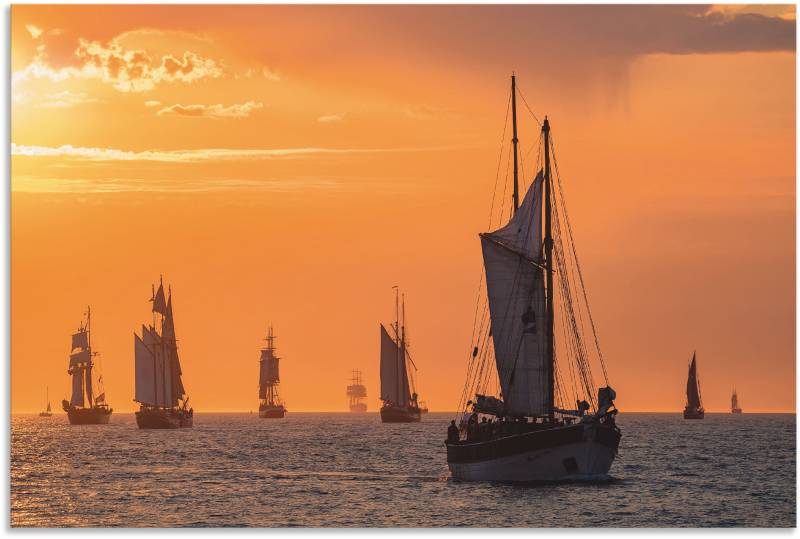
[447,420,459,443]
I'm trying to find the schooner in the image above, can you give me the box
[134,277,193,428]
[258,325,286,418]
[380,288,422,423]
[61,307,112,424]
[683,352,704,419]
[731,388,742,414]
[445,75,621,482]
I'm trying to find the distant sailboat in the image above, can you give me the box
[731,388,742,414]
[445,75,621,482]
[259,326,286,418]
[134,277,193,429]
[419,400,429,414]
[61,307,113,424]
[347,370,368,413]
[39,386,52,417]
[683,352,705,419]
[380,288,422,423]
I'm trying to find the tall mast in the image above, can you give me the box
[85,305,93,406]
[511,74,519,215]
[394,286,401,405]
[543,116,554,422]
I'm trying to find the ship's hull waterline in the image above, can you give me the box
[380,405,421,423]
[135,408,193,429]
[683,408,705,419]
[65,406,112,425]
[259,406,286,419]
[446,423,620,483]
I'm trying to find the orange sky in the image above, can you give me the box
[10,5,796,413]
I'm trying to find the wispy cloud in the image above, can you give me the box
[144,100,161,108]
[37,90,98,108]
[317,113,345,123]
[11,143,459,163]
[156,101,263,119]
[25,25,43,39]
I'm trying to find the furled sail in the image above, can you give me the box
[480,171,548,417]
[686,354,702,409]
[380,324,410,406]
[70,370,84,407]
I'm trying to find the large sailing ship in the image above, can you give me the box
[380,288,422,423]
[39,387,52,417]
[259,326,286,418]
[445,75,621,482]
[61,307,113,424]
[683,352,704,419]
[347,370,368,413]
[731,388,742,414]
[134,278,193,429]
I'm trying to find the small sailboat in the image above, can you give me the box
[683,352,705,419]
[445,75,620,482]
[347,370,368,413]
[61,307,113,424]
[419,400,429,414]
[731,388,743,414]
[134,277,193,429]
[39,387,52,417]
[259,326,286,418]
[380,288,422,423]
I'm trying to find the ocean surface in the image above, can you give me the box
[10,412,796,527]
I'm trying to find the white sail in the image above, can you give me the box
[380,324,410,406]
[481,172,548,417]
[134,331,158,406]
[70,369,84,407]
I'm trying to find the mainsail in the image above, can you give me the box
[686,353,702,409]
[68,321,93,408]
[380,324,410,406]
[480,172,548,417]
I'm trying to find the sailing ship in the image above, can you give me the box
[259,326,286,418]
[419,400,429,414]
[731,388,742,414]
[445,75,621,482]
[61,307,113,424]
[347,370,368,413]
[134,277,193,429]
[380,288,422,423]
[39,386,52,417]
[683,352,705,419]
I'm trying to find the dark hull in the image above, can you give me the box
[65,406,112,425]
[136,408,193,429]
[349,403,367,413]
[259,405,286,418]
[446,422,621,482]
[380,405,421,423]
[683,408,705,419]
[732,409,742,414]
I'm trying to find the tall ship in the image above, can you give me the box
[61,307,113,424]
[259,326,286,418]
[347,370,368,413]
[39,386,52,417]
[134,277,193,429]
[683,352,705,419]
[380,288,422,423]
[731,388,742,414]
[445,75,621,482]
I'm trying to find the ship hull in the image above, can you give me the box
[683,408,705,419]
[135,408,193,429]
[349,403,368,413]
[38,412,52,417]
[65,406,112,425]
[446,422,620,483]
[259,405,286,419]
[380,405,421,423]
[732,408,742,414]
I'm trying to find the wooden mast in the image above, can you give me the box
[511,74,519,214]
[543,116,555,422]
[86,305,93,407]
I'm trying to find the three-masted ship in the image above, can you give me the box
[347,370,368,413]
[683,352,704,419]
[259,326,286,418]
[61,307,113,424]
[445,75,621,482]
[731,388,742,414]
[39,386,52,417]
[380,288,422,423]
[134,278,193,429]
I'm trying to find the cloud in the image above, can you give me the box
[156,101,263,119]
[11,143,459,163]
[13,36,223,93]
[144,100,161,107]
[317,113,344,123]
[262,67,281,81]
[25,25,43,39]
[37,90,98,108]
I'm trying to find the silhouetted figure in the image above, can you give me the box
[447,420,459,443]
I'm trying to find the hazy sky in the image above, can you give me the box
[11,5,795,413]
